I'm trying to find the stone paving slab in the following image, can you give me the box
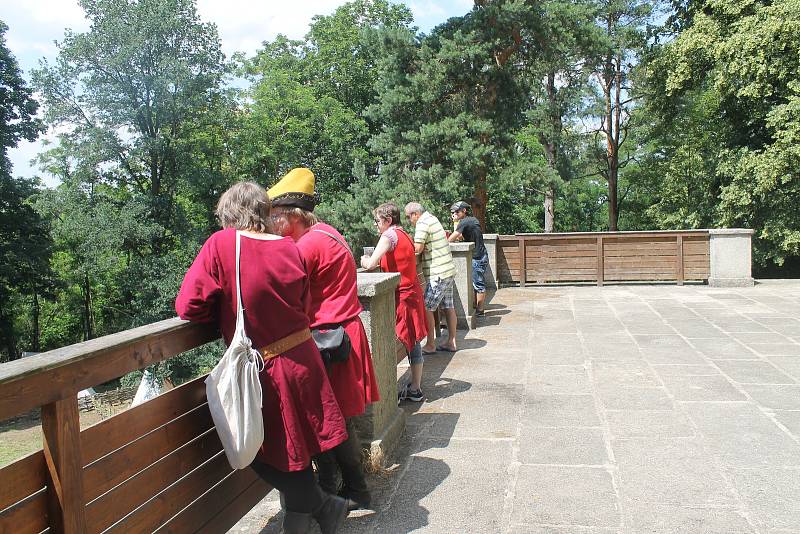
[512,465,620,528]
[621,501,755,534]
[606,409,696,439]
[231,282,800,533]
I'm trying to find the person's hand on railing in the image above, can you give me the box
[360,255,378,271]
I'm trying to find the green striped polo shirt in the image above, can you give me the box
[414,211,456,280]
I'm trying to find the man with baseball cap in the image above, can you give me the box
[448,201,488,316]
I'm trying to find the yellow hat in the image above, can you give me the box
[267,167,317,211]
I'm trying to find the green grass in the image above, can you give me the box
[0,420,42,467]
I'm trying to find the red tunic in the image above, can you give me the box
[175,228,347,471]
[296,223,381,418]
[379,226,428,351]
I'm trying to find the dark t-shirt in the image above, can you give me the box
[456,216,486,260]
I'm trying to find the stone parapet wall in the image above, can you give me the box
[708,229,755,287]
[354,272,405,468]
[449,242,476,330]
[483,233,498,290]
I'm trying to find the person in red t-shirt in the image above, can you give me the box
[361,202,428,402]
[175,182,349,534]
[268,168,379,513]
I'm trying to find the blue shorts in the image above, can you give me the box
[472,254,489,293]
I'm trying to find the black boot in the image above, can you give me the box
[336,420,371,510]
[282,511,312,534]
[338,487,371,512]
[314,451,340,495]
[312,491,348,534]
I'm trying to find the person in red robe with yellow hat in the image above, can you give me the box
[268,168,380,512]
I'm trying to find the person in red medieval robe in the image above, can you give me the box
[175,181,349,534]
[267,168,380,512]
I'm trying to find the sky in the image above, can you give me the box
[4,0,473,184]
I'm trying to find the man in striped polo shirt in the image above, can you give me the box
[404,202,458,354]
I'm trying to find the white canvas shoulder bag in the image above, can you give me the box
[205,231,265,469]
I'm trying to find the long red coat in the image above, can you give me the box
[175,228,347,472]
[297,223,380,418]
[379,226,428,351]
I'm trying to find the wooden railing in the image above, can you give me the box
[0,318,271,534]
[497,230,711,286]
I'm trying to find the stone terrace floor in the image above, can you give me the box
[232,281,800,533]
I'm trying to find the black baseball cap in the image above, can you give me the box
[450,201,470,213]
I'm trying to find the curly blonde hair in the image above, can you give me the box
[216,181,272,232]
[275,206,319,228]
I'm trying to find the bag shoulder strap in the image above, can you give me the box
[235,231,245,316]
[312,228,354,259]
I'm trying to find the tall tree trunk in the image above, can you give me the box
[602,48,621,231]
[607,167,618,231]
[31,292,40,353]
[544,186,555,232]
[82,273,95,341]
[0,301,19,361]
[544,71,560,232]
[474,1,521,232]
[611,56,622,231]
[542,135,557,232]
[473,172,488,230]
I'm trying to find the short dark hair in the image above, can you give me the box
[374,202,401,226]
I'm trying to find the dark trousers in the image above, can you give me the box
[314,418,368,496]
[250,460,322,513]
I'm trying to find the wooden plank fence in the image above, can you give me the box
[0,318,271,534]
[497,230,710,286]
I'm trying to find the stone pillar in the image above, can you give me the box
[354,272,404,468]
[708,229,755,287]
[449,242,476,330]
[483,233,498,290]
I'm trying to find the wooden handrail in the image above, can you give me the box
[0,319,220,534]
[498,229,710,240]
[0,318,218,422]
[1,272,403,533]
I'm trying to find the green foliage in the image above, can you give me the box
[5,0,800,370]
[0,20,52,361]
[516,0,602,230]
[237,0,413,202]
[640,0,800,266]
[366,1,534,226]
[31,0,227,249]
[0,20,42,167]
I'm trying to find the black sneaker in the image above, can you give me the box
[475,308,485,317]
[398,383,424,402]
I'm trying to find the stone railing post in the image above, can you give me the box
[483,233,498,290]
[708,229,755,287]
[449,242,475,330]
[354,272,404,468]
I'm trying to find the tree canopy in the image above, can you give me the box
[1,0,798,371]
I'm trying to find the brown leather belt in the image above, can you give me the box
[258,328,312,360]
